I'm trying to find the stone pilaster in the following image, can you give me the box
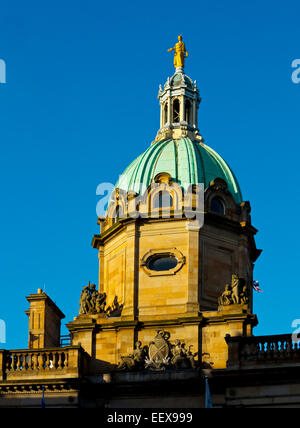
[121,223,139,321]
[66,317,96,357]
[186,221,200,315]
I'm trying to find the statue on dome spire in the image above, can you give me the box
[168,35,188,70]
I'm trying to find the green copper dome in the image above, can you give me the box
[116,138,243,204]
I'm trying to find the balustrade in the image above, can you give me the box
[0,346,85,380]
[5,350,68,372]
[226,334,300,368]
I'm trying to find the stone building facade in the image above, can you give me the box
[1,43,300,408]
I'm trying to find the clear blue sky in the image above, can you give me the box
[0,0,299,349]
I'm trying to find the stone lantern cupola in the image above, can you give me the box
[155,68,202,143]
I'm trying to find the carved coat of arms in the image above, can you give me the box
[146,330,170,370]
[117,330,203,372]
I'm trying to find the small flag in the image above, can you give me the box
[253,280,263,293]
[205,375,213,408]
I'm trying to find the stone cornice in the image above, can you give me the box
[25,293,65,320]
[0,378,81,394]
[92,216,187,249]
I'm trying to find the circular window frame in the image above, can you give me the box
[140,248,185,277]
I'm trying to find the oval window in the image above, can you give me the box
[147,255,178,272]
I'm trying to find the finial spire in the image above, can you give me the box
[167,35,188,71]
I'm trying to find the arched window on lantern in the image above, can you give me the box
[112,205,122,224]
[211,197,225,215]
[185,100,191,124]
[173,99,180,123]
[153,191,173,209]
[164,103,168,125]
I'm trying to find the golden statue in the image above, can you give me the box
[168,35,188,69]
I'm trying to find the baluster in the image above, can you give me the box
[21,353,25,370]
[30,354,35,370]
[13,354,17,371]
[18,354,22,370]
[15,354,21,371]
[19,354,23,370]
[37,353,43,370]
[269,341,275,360]
[258,341,264,360]
[286,339,292,359]
[57,351,62,369]
[294,340,298,359]
[281,340,286,359]
[49,353,53,369]
[282,340,286,358]
[264,341,270,360]
[21,354,25,370]
[54,352,59,369]
[42,353,47,369]
[47,353,52,369]
[6,354,12,371]
[20,354,25,370]
[24,354,29,370]
[278,341,283,359]
[280,340,287,359]
[265,341,270,360]
[61,352,66,369]
[44,353,49,370]
[273,341,280,360]
[16,354,20,371]
[33,353,39,370]
[10,353,15,371]
[256,341,262,361]
[29,353,34,370]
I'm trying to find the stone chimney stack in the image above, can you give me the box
[25,289,65,349]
